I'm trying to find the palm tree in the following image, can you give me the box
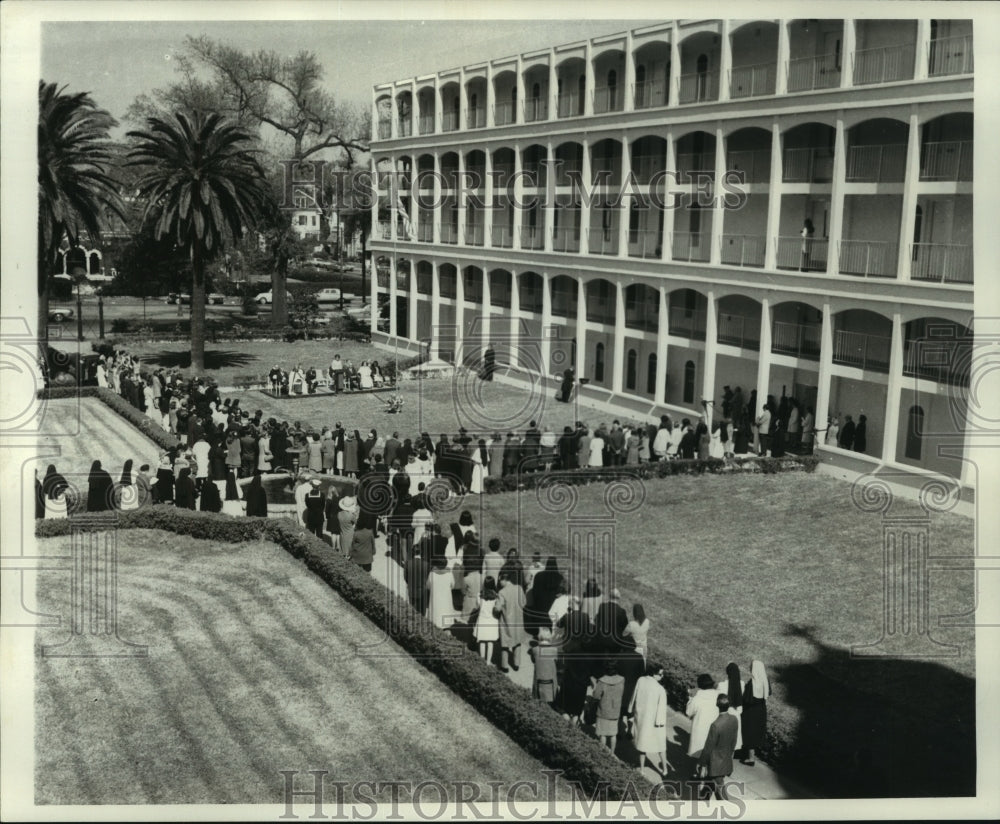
[38,81,125,355]
[127,111,270,370]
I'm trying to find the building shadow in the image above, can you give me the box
[769,623,975,798]
[139,350,257,370]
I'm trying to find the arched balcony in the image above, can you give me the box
[555,57,587,118]
[920,112,972,182]
[771,301,823,359]
[375,94,393,139]
[782,122,835,183]
[552,197,581,253]
[462,266,483,305]
[846,118,908,182]
[786,20,844,92]
[465,77,487,129]
[489,270,512,308]
[841,193,902,277]
[590,138,622,187]
[416,261,434,295]
[717,295,762,349]
[903,317,972,386]
[522,144,547,188]
[929,20,973,77]
[554,141,584,186]
[624,284,659,332]
[592,49,626,114]
[440,81,461,132]
[493,70,517,126]
[668,289,708,340]
[729,22,778,98]
[585,279,616,324]
[678,31,721,103]
[832,309,893,372]
[395,90,413,137]
[727,126,772,184]
[518,271,544,313]
[523,65,549,122]
[633,41,671,109]
[675,130,716,180]
[417,87,436,135]
[550,275,578,318]
[853,20,918,85]
[911,192,973,285]
[438,264,458,299]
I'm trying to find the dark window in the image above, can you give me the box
[532,83,541,99]
[626,349,637,390]
[647,353,657,394]
[905,405,924,460]
[595,342,605,382]
[636,64,646,84]
[683,360,696,403]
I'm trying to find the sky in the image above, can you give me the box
[40,19,654,137]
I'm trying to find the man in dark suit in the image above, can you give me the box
[594,587,629,651]
[698,694,740,800]
[384,432,401,467]
[557,426,576,470]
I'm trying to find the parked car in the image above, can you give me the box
[208,293,225,305]
[48,306,74,323]
[302,257,337,270]
[168,292,225,305]
[315,288,342,303]
[254,290,294,305]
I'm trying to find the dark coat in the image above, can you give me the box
[86,468,115,512]
[154,467,174,503]
[245,480,268,517]
[304,488,326,530]
[199,480,222,512]
[174,474,197,510]
[699,712,739,778]
[594,601,630,650]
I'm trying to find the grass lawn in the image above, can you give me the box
[33,529,576,805]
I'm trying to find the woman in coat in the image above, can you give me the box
[469,439,486,494]
[343,431,360,477]
[257,431,273,473]
[426,554,456,630]
[221,472,244,516]
[686,673,722,758]
[350,510,377,571]
[154,456,175,504]
[174,467,197,510]
[307,434,323,473]
[117,459,138,511]
[495,570,527,672]
[740,659,770,766]
[717,661,745,754]
[529,626,560,707]
[591,658,626,753]
[629,663,669,775]
[209,437,228,481]
[86,460,115,512]
[199,477,223,512]
[244,473,268,517]
[460,548,483,621]
[321,431,337,474]
[225,433,241,476]
[337,496,358,556]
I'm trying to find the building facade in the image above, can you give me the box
[368,18,974,483]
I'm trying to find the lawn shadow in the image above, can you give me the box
[769,623,975,798]
[139,350,258,370]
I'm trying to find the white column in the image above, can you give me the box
[408,266,418,341]
[755,298,773,405]
[457,151,467,245]
[841,21,856,89]
[764,120,783,270]
[624,31,636,113]
[369,154,379,247]
[584,42,595,116]
[484,149,494,249]
[410,80,418,136]
[409,158,419,242]
[549,49,559,121]
[509,268,520,369]
[575,277,587,378]
[458,68,467,131]
[661,130,675,262]
[896,110,921,282]
[710,127,726,264]
[544,140,556,253]
[718,20,732,102]
[541,271,553,374]
[612,281,626,394]
[515,56,526,124]
[655,286,669,403]
[434,77,443,133]
[881,313,904,463]
[827,116,847,275]
[702,290,718,407]
[486,63,496,128]
[455,264,466,367]
[388,255,398,337]
[914,19,932,80]
[390,90,399,139]
[580,137,591,254]
[617,133,632,258]
[775,20,790,96]
[389,154,398,242]
[815,302,833,441]
[669,24,681,107]
[512,141,524,251]
[481,268,492,353]
[432,151,442,244]
[371,92,380,142]
[370,254,379,335]
[430,263,441,358]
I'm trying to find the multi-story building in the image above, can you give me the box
[368,18,974,485]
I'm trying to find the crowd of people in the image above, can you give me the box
[267,355,392,395]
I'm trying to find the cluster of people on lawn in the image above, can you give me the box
[268,356,390,395]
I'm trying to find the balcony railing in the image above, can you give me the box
[772,321,821,359]
[520,225,545,250]
[587,229,619,256]
[919,140,972,182]
[464,223,484,246]
[440,224,459,244]
[668,306,707,340]
[633,81,667,109]
[593,85,624,114]
[783,147,834,182]
[839,240,898,278]
[491,225,514,248]
[418,171,434,191]
[845,144,907,182]
[775,235,830,272]
[552,226,581,253]
[910,243,973,285]
[377,119,392,140]
[557,92,584,118]
[678,70,720,103]
[903,341,971,386]
[467,108,486,130]
[786,54,842,92]
[852,43,916,85]
[417,223,434,243]
[675,152,716,179]
[672,232,710,263]
[586,295,615,324]
[492,163,514,187]
[493,101,515,126]
[442,111,459,132]
[928,35,974,77]
[627,229,662,259]
[590,157,622,185]
[632,154,665,184]
[378,222,392,240]
[625,301,658,332]
[398,119,413,138]
[729,62,776,99]
[720,234,766,267]
[717,314,759,349]
[524,98,548,122]
[726,149,771,184]
[834,329,891,371]
[419,114,435,135]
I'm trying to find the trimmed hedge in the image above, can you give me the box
[35,508,655,800]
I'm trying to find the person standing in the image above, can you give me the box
[174,467,197,510]
[741,659,770,766]
[244,473,268,517]
[801,406,815,453]
[697,694,740,801]
[686,673,722,758]
[480,343,496,381]
[337,496,358,556]
[624,603,650,662]
[495,570,527,673]
[628,663,669,775]
[591,659,626,754]
[350,510,377,572]
[839,414,856,450]
[529,626,560,707]
[426,554,455,630]
[854,414,868,454]
[799,218,815,271]
[474,576,500,665]
[755,405,772,456]
[86,460,115,512]
[304,478,326,538]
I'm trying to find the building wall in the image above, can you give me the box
[895,387,966,478]
[829,375,888,457]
